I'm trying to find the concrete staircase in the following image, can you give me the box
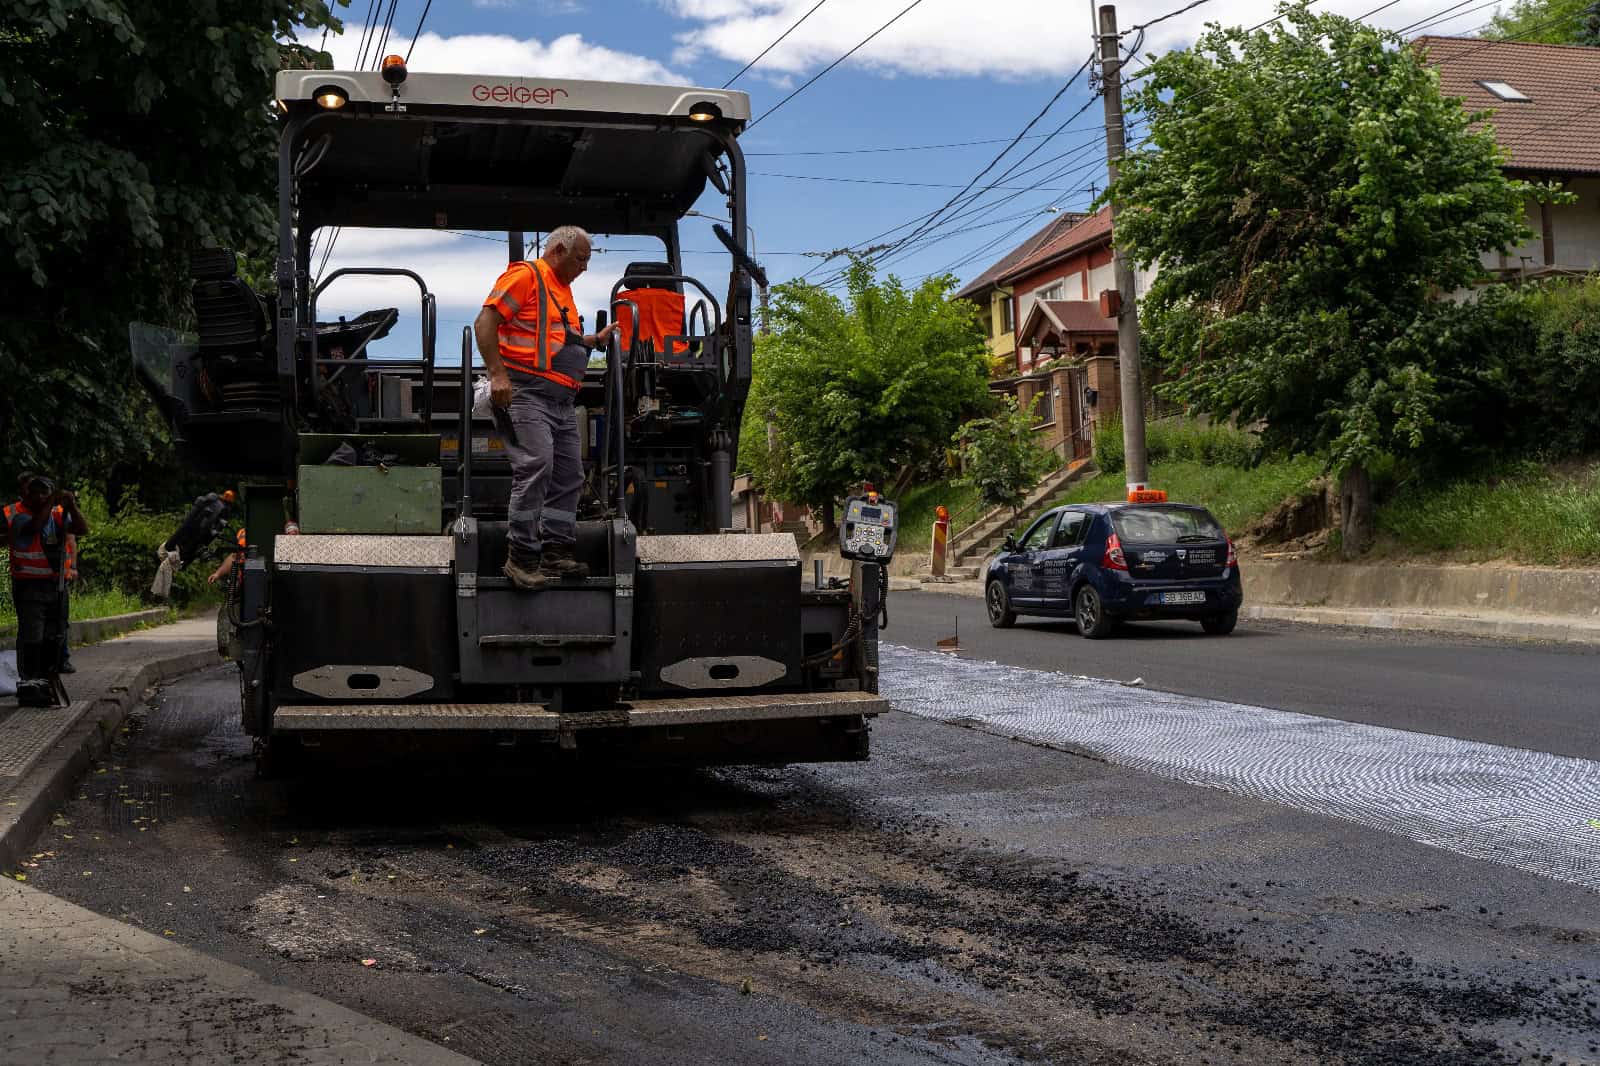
[942,458,1097,579]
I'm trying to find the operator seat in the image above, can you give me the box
[190,248,275,408]
[615,262,690,363]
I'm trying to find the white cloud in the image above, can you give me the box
[665,0,1507,82]
[316,29,681,84]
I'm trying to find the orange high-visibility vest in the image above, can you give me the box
[64,533,78,582]
[4,502,66,582]
[483,258,584,391]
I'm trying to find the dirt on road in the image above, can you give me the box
[23,667,1600,1066]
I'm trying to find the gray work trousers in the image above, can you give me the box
[493,375,581,558]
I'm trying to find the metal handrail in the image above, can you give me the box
[458,326,473,519]
[309,266,437,429]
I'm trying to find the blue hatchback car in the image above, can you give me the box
[984,503,1242,638]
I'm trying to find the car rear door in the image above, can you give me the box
[1114,506,1229,592]
[1033,509,1089,608]
[1004,511,1061,608]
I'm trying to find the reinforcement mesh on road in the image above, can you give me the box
[881,645,1600,892]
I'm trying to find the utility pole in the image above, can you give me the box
[1097,3,1149,493]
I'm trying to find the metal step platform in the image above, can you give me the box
[272,689,885,731]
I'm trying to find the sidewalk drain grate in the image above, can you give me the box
[882,645,1600,892]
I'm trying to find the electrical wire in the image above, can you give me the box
[745,0,933,131]
[723,0,831,88]
[880,52,1097,259]
[404,0,434,63]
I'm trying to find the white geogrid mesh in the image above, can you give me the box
[0,703,89,779]
[881,645,1600,892]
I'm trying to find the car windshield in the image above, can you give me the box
[1112,506,1224,544]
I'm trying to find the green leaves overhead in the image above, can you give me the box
[0,0,342,485]
[739,257,992,512]
[1109,2,1536,471]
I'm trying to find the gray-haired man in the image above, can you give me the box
[474,226,618,590]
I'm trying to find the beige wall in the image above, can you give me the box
[1484,178,1600,274]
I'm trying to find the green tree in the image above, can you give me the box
[1110,3,1537,556]
[738,257,991,526]
[1485,0,1600,45]
[0,0,341,496]
[951,396,1057,518]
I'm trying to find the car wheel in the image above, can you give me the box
[986,580,1017,628]
[1201,610,1238,636]
[1074,585,1115,639]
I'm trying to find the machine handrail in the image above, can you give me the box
[606,298,639,519]
[309,266,437,429]
[609,274,724,354]
[458,326,473,519]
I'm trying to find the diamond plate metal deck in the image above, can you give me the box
[0,702,90,780]
[635,532,797,566]
[272,689,884,731]
[273,535,453,569]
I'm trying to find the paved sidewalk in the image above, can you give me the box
[0,616,479,1064]
[0,877,476,1064]
[1,618,219,871]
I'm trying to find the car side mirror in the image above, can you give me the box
[1002,534,1018,552]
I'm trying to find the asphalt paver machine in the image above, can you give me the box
[133,60,898,771]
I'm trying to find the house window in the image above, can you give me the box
[1037,282,1063,302]
[1479,80,1530,102]
[1000,298,1014,333]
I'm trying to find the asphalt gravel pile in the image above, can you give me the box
[19,669,1600,1065]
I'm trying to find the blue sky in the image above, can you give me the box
[304,0,1502,359]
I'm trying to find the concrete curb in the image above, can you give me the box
[1241,603,1600,645]
[0,645,220,873]
[0,606,170,652]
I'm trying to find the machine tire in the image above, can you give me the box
[986,580,1017,628]
[1074,585,1116,639]
[1201,610,1239,636]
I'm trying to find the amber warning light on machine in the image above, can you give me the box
[381,55,408,85]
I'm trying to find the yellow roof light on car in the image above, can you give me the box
[314,85,348,110]
[381,54,408,86]
[687,100,721,122]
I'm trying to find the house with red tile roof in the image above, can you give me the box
[1420,36,1600,277]
[955,210,1086,368]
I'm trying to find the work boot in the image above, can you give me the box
[503,551,551,592]
[540,543,590,580]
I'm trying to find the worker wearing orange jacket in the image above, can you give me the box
[6,473,88,704]
[473,225,617,591]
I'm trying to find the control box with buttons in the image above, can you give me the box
[839,494,898,563]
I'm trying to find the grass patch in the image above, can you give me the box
[1039,455,1323,537]
[0,584,170,639]
[895,477,985,553]
[1374,461,1600,564]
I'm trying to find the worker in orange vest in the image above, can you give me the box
[473,225,617,591]
[5,472,88,705]
[207,527,247,587]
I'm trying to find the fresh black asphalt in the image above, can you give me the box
[887,588,1600,760]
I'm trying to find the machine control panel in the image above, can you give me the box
[840,494,898,562]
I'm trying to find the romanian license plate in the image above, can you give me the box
[1161,590,1206,605]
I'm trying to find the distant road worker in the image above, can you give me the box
[473,225,617,591]
[5,473,88,705]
